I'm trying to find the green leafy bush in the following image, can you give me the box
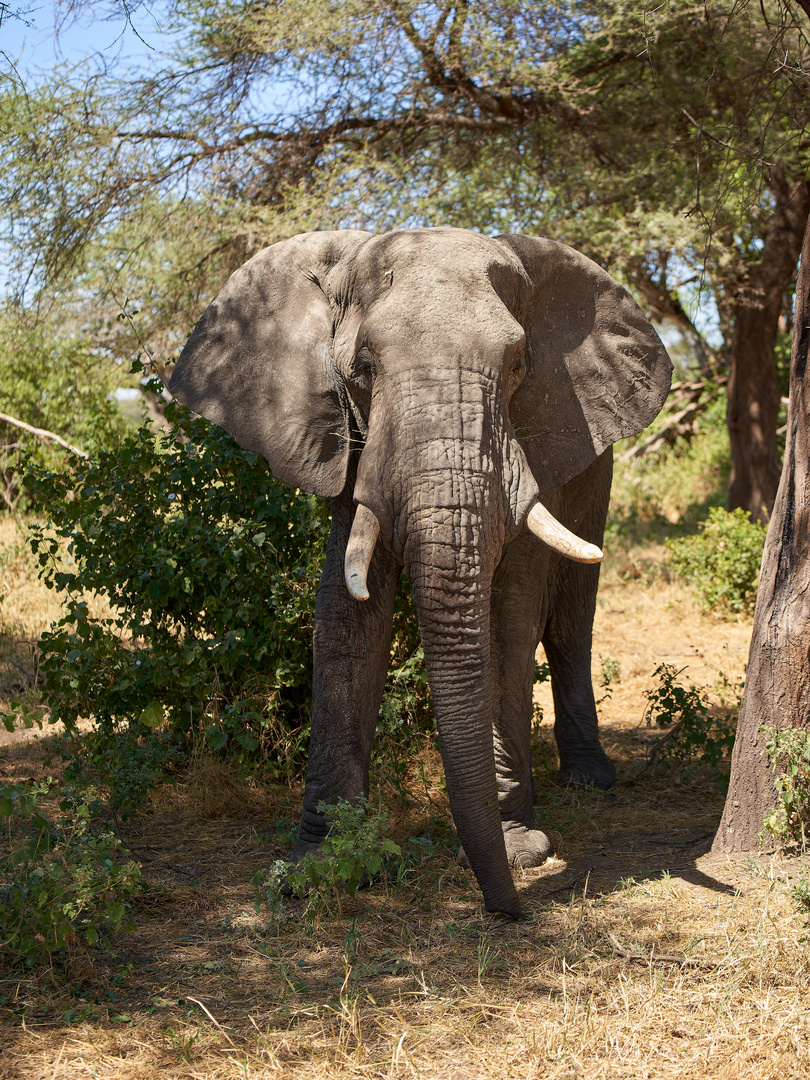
[0,779,143,969]
[643,663,736,772]
[253,798,402,917]
[0,306,124,511]
[608,389,730,547]
[761,727,810,853]
[667,506,766,617]
[25,388,329,792]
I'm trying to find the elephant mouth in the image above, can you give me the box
[343,496,602,601]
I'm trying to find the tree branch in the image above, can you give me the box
[0,413,88,458]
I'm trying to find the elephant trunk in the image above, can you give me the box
[404,506,521,917]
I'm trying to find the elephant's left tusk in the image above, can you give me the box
[526,499,603,563]
[345,503,381,601]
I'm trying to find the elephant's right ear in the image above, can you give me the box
[168,230,371,497]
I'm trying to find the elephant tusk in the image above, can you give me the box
[344,503,381,601]
[526,499,603,564]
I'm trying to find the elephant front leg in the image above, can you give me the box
[293,492,401,859]
[456,531,553,870]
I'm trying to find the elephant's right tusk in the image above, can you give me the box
[344,503,381,601]
[526,499,603,564]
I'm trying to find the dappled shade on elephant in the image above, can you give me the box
[169,227,672,917]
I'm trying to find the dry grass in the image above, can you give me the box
[3,526,810,1079]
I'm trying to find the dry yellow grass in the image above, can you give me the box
[3,524,810,1080]
[2,845,808,1080]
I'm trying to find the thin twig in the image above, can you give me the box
[186,998,238,1049]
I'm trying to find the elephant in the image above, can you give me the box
[168,227,672,918]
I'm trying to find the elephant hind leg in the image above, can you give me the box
[456,823,552,871]
[542,452,615,791]
[544,624,616,790]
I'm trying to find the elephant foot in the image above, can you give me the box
[557,747,615,790]
[503,823,553,868]
[457,823,552,871]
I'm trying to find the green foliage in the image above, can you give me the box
[0,306,124,511]
[643,663,737,773]
[761,727,810,853]
[0,779,143,969]
[608,391,731,547]
[252,798,402,918]
[597,656,621,708]
[790,878,810,935]
[372,578,433,799]
[4,1,806,394]
[25,383,329,799]
[667,507,767,617]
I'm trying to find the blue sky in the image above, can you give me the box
[2,1,175,82]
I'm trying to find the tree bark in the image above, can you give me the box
[726,175,810,522]
[713,218,810,853]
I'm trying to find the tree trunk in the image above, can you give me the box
[713,218,810,853]
[726,175,810,522]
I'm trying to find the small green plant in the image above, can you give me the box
[791,877,810,919]
[667,506,766,617]
[253,797,402,917]
[0,780,143,969]
[643,663,736,772]
[597,656,621,707]
[761,727,810,852]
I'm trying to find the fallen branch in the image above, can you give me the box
[605,929,718,967]
[643,718,686,768]
[0,412,88,459]
[619,376,728,461]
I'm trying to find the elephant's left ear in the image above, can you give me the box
[496,235,673,492]
[168,230,371,497]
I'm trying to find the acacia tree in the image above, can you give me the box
[712,0,810,851]
[713,219,810,851]
[3,1,809,517]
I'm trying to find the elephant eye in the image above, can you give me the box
[352,348,376,381]
[508,352,526,390]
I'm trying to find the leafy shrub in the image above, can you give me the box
[25,388,329,792]
[0,306,124,511]
[0,779,143,969]
[373,615,433,802]
[253,798,402,917]
[761,727,810,853]
[608,389,730,546]
[643,663,736,772]
[23,374,432,805]
[667,506,766,617]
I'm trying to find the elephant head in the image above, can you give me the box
[169,228,671,916]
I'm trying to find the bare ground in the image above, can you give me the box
[2,535,809,1079]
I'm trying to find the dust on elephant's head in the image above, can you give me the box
[169,227,671,563]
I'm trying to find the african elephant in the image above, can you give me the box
[168,227,672,917]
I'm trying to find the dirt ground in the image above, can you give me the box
[2,532,810,1079]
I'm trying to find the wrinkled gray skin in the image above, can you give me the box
[169,228,672,918]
